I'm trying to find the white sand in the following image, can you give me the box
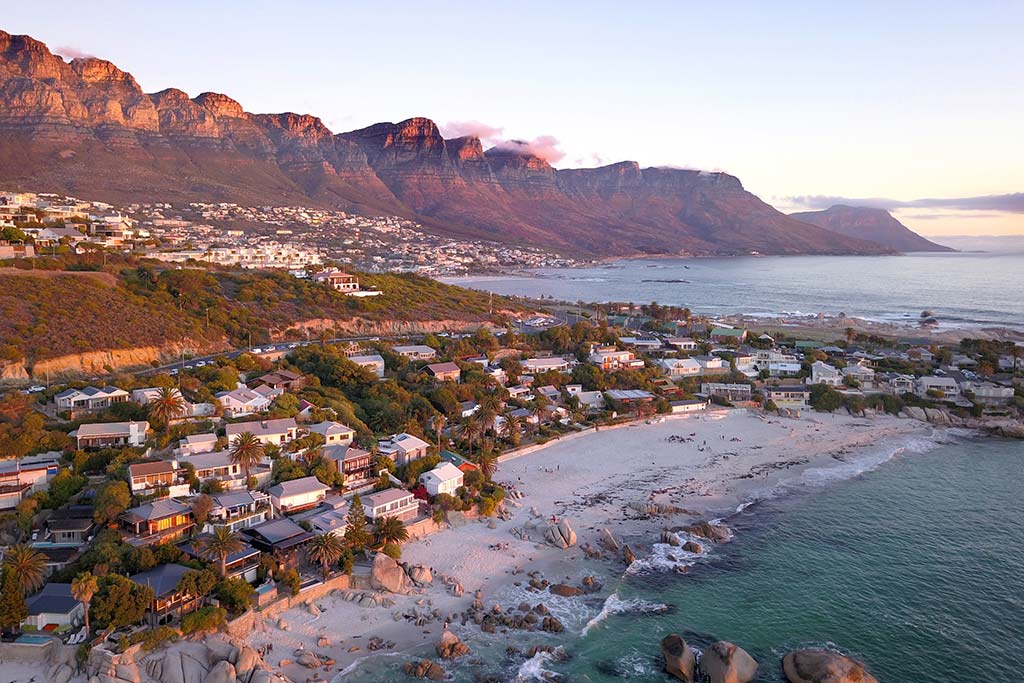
[249,409,930,680]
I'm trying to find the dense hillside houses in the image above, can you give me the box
[0,315,1018,645]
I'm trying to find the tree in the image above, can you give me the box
[93,480,131,526]
[230,432,265,490]
[374,516,409,546]
[71,572,99,637]
[149,386,187,435]
[433,414,447,451]
[191,494,214,528]
[215,577,255,613]
[2,544,47,595]
[501,414,522,447]
[459,413,483,455]
[343,494,371,550]
[90,575,153,630]
[529,395,550,423]
[476,452,498,482]
[306,533,345,579]
[0,568,27,634]
[176,569,218,614]
[195,527,245,577]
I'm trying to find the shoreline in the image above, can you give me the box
[245,410,942,682]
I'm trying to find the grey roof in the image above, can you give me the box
[122,498,189,523]
[130,563,193,598]
[179,537,259,565]
[25,583,80,616]
[226,418,296,439]
[364,488,414,507]
[268,475,329,499]
[242,518,312,550]
[606,389,656,400]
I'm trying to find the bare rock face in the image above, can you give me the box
[371,552,413,594]
[782,649,878,683]
[435,631,470,659]
[203,661,236,683]
[660,634,696,682]
[544,519,577,548]
[405,564,434,586]
[403,659,446,680]
[699,641,758,683]
[683,521,731,543]
[548,583,583,598]
[599,527,620,551]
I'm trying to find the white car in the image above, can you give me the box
[251,347,263,354]
[169,369,179,376]
[195,360,207,367]
[288,343,299,349]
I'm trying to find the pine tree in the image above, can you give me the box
[344,494,370,550]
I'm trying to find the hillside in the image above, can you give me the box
[790,205,954,252]
[0,29,891,258]
[0,258,524,374]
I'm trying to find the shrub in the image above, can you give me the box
[215,577,255,613]
[281,568,301,596]
[181,606,226,635]
[381,543,402,560]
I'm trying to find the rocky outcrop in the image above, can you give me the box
[660,634,696,682]
[682,521,731,543]
[782,649,878,683]
[403,660,445,680]
[0,29,895,258]
[548,583,583,598]
[404,564,434,586]
[543,519,577,549]
[699,641,758,683]
[370,552,413,594]
[434,631,470,659]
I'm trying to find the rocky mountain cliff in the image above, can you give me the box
[0,29,892,257]
[790,205,954,252]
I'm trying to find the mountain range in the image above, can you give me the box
[790,205,953,252]
[1,29,935,257]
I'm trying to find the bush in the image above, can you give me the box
[181,606,226,635]
[215,577,255,613]
[381,543,402,560]
[281,568,301,596]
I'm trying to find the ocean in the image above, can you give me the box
[444,252,1024,331]
[347,435,1024,682]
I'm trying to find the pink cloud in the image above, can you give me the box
[441,120,504,142]
[55,45,95,60]
[492,135,566,164]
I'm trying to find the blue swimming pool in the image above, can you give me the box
[16,633,52,645]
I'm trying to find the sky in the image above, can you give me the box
[5,1,1023,237]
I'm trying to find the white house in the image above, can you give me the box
[176,433,218,456]
[886,374,916,395]
[393,345,437,360]
[71,421,149,449]
[521,357,571,373]
[666,337,700,352]
[362,488,419,521]
[419,462,465,497]
[226,418,298,446]
[378,432,431,466]
[915,376,960,400]
[127,461,189,497]
[216,387,271,418]
[23,583,84,630]
[589,347,643,371]
[701,383,753,402]
[765,385,811,410]
[842,363,876,388]
[657,357,701,378]
[54,386,130,412]
[268,476,330,515]
[348,354,385,378]
[308,421,355,446]
[811,361,842,386]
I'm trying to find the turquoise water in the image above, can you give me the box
[555,437,1024,682]
[445,253,1024,330]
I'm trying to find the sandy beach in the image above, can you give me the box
[247,408,933,681]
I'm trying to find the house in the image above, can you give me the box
[589,347,643,371]
[348,354,385,378]
[362,488,419,522]
[322,444,375,490]
[54,386,129,413]
[915,376,960,400]
[506,385,532,400]
[393,344,437,361]
[314,269,361,293]
[765,385,811,410]
[179,537,261,582]
[458,400,480,418]
[0,458,58,510]
[886,374,916,395]
[574,390,606,413]
[605,389,657,407]
[130,563,199,626]
[294,496,350,537]
[225,418,298,446]
[962,382,1015,405]
[907,347,935,363]
[308,420,356,446]
[45,508,96,544]
[23,583,84,631]
[177,449,264,490]
[522,357,570,373]
[710,327,748,343]
[268,476,329,514]
[666,337,700,352]
[131,387,185,406]
[419,462,464,497]
[120,499,194,547]
[618,336,663,350]
[127,461,189,497]
[425,361,461,383]
[670,399,710,413]
[241,518,313,557]
[216,387,272,418]
[657,357,701,378]
[842,363,876,388]
[701,383,753,402]
[811,361,843,386]
[378,432,431,466]
[205,490,272,532]
[71,421,149,449]
[176,433,218,456]
[252,369,306,392]
[535,386,563,403]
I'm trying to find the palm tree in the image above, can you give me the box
[149,386,187,435]
[476,449,498,482]
[230,432,265,489]
[459,413,483,455]
[374,516,409,546]
[501,414,523,446]
[195,526,245,577]
[433,414,447,452]
[530,395,550,424]
[2,544,46,595]
[306,533,345,579]
[71,572,98,636]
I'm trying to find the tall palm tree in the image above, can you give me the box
[195,526,245,577]
[374,517,409,546]
[476,449,498,482]
[459,413,483,455]
[306,533,345,579]
[230,432,265,489]
[71,572,98,636]
[530,395,550,424]
[149,386,187,435]
[433,414,447,452]
[2,544,46,595]
[501,414,523,446]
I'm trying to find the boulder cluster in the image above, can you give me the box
[86,636,287,683]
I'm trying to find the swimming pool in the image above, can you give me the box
[15,633,52,645]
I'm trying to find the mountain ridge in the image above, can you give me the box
[790,205,954,252]
[0,29,894,257]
